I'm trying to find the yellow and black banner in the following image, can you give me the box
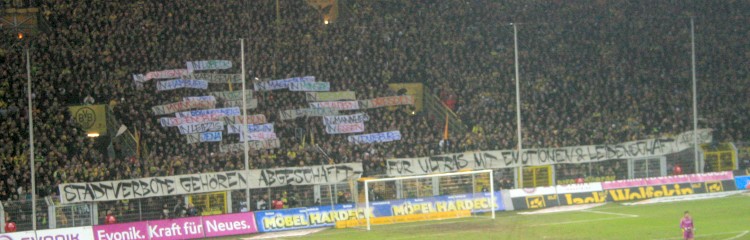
[68,104,108,135]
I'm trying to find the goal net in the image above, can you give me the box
[345,169,497,230]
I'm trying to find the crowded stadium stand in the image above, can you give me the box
[0,0,747,234]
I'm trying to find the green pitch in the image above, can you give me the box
[224,193,750,240]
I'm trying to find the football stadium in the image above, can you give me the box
[0,0,748,239]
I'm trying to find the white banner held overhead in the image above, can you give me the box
[183,73,242,84]
[186,60,232,72]
[186,131,223,144]
[239,131,278,141]
[347,131,402,144]
[289,82,330,92]
[220,114,267,125]
[323,113,370,125]
[279,108,339,120]
[178,121,224,134]
[175,107,241,118]
[305,91,356,102]
[220,138,281,153]
[160,113,222,127]
[143,69,191,81]
[224,99,259,109]
[183,96,216,102]
[156,79,209,92]
[309,101,360,110]
[58,163,363,204]
[359,95,414,109]
[254,76,315,91]
[152,100,216,115]
[209,90,253,100]
[325,122,365,134]
[385,129,714,177]
[228,123,274,134]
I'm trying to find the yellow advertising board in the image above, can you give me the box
[387,83,424,112]
[68,104,107,135]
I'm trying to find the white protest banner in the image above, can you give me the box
[183,96,216,102]
[385,129,714,177]
[325,122,365,134]
[178,121,224,134]
[183,73,242,83]
[228,123,274,134]
[152,100,216,115]
[160,114,222,127]
[186,131,223,144]
[58,163,363,204]
[254,76,315,91]
[323,113,370,125]
[279,108,339,120]
[132,74,146,83]
[186,60,232,72]
[175,107,241,118]
[359,95,414,109]
[220,138,281,153]
[143,69,190,81]
[347,131,402,144]
[309,101,360,110]
[220,114,267,125]
[209,90,253,100]
[240,131,278,141]
[305,91,356,102]
[289,82,330,92]
[224,99,258,109]
[156,79,209,91]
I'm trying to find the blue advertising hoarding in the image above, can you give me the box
[735,176,750,190]
[254,191,505,232]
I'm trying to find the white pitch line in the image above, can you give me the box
[652,230,750,240]
[723,230,749,240]
[531,216,629,226]
[581,210,639,218]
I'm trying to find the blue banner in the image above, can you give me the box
[156,79,209,91]
[254,191,505,232]
[176,107,242,118]
[347,131,402,144]
[200,131,222,142]
[735,176,750,190]
[254,76,315,91]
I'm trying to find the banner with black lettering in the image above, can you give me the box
[183,73,242,84]
[254,76,315,91]
[325,123,365,134]
[186,131,223,144]
[178,121,224,134]
[59,163,362,204]
[183,96,216,102]
[209,90,253,100]
[289,82,330,92]
[323,113,369,125]
[156,79,209,92]
[309,101,360,110]
[279,108,339,121]
[160,114,222,127]
[223,99,258,109]
[228,123,274,134]
[220,138,281,153]
[347,131,401,144]
[186,60,232,72]
[142,69,190,81]
[175,107,241,118]
[152,100,216,115]
[306,91,356,102]
[385,129,713,177]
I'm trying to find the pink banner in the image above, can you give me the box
[203,212,259,238]
[147,217,204,240]
[93,221,150,240]
[603,171,735,190]
[689,171,734,182]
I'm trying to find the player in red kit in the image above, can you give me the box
[680,211,694,240]
[105,210,117,224]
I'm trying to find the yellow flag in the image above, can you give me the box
[228,79,234,91]
[443,113,449,140]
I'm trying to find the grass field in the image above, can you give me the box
[222,193,750,240]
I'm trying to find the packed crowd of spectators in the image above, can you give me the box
[0,0,747,224]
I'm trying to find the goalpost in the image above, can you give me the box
[356,169,496,230]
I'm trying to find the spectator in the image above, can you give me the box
[104,210,117,224]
